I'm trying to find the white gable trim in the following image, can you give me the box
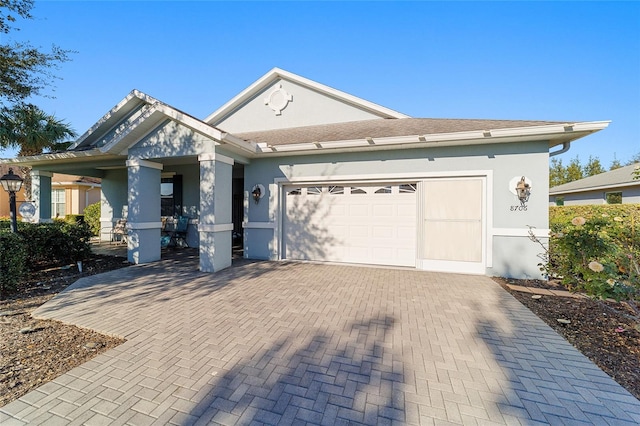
[205,68,409,125]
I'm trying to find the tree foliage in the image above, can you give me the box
[550,152,640,187]
[0,0,73,105]
[0,103,76,155]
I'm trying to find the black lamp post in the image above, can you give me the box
[0,168,24,233]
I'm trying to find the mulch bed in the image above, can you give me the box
[0,255,129,407]
[495,277,640,401]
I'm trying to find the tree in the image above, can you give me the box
[625,152,640,166]
[0,0,72,105]
[565,156,584,183]
[549,157,567,187]
[0,103,76,197]
[609,156,623,171]
[584,155,605,177]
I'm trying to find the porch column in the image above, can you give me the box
[99,169,128,242]
[199,153,234,272]
[126,159,162,264]
[31,170,52,223]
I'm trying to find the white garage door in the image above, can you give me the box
[419,178,485,274]
[283,183,416,267]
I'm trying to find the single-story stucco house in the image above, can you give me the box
[0,68,609,278]
[550,162,640,206]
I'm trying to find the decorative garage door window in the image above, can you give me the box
[283,183,417,267]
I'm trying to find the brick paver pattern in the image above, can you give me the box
[2,259,639,425]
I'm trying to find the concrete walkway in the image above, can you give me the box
[1,259,639,425]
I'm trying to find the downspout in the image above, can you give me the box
[549,142,570,157]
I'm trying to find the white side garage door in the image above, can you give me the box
[283,183,416,267]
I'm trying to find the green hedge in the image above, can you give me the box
[0,219,93,266]
[547,205,640,300]
[83,202,100,236]
[0,232,28,297]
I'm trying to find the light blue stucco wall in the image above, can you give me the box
[214,79,385,133]
[244,141,550,278]
[128,120,215,159]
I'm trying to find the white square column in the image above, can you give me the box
[126,159,163,264]
[31,170,53,223]
[199,153,234,272]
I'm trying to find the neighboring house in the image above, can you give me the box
[0,68,609,278]
[550,163,640,206]
[51,174,101,217]
[0,165,100,219]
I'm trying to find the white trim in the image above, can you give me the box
[127,221,162,230]
[493,228,550,237]
[31,170,53,177]
[197,152,234,165]
[216,153,234,166]
[243,221,275,229]
[199,223,234,232]
[161,172,176,178]
[125,159,163,170]
[205,67,409,124]
[550,181,639,196]
[418,259,486,275]
[274,169,492,185]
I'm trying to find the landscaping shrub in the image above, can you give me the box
[13,221,93,266]
[83,202,100,236]
[545,205,640,301]
[0,231,28,297]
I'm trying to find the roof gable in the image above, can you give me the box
[205,68,409,133]
[69,90,227,156]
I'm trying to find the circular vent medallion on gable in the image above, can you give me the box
[264,84,293,115]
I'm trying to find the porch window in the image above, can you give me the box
[161,175,183,217]
[52,189,66,218]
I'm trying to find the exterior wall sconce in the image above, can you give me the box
[251,184,264,204]
[515,176,531,205]
[0,168,24,233]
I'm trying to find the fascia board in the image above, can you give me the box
[550,181,640,196]
[69,90,156,150]
[204,67,409,124]
[0,149,115,166]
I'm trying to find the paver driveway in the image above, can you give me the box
[2,258,639,425]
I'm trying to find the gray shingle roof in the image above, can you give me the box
[234,117,563,146]
[550,163,640,194]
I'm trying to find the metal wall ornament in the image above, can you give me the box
[515,176,531,205]
[251,184,265,204]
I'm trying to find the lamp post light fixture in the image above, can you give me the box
[0,168,24,233]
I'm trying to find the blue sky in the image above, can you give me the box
[1,1,638,168]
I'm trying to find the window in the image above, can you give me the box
[605,192,622,204]
[328,186,344,195]
[287,188,302,196]
[161,175,183,217]
[161,178,174,216]
[555,197,565,206]
[307,186,322,195]
[51,189,66,218]
[399,183,417,193]
[374,186,392,194]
